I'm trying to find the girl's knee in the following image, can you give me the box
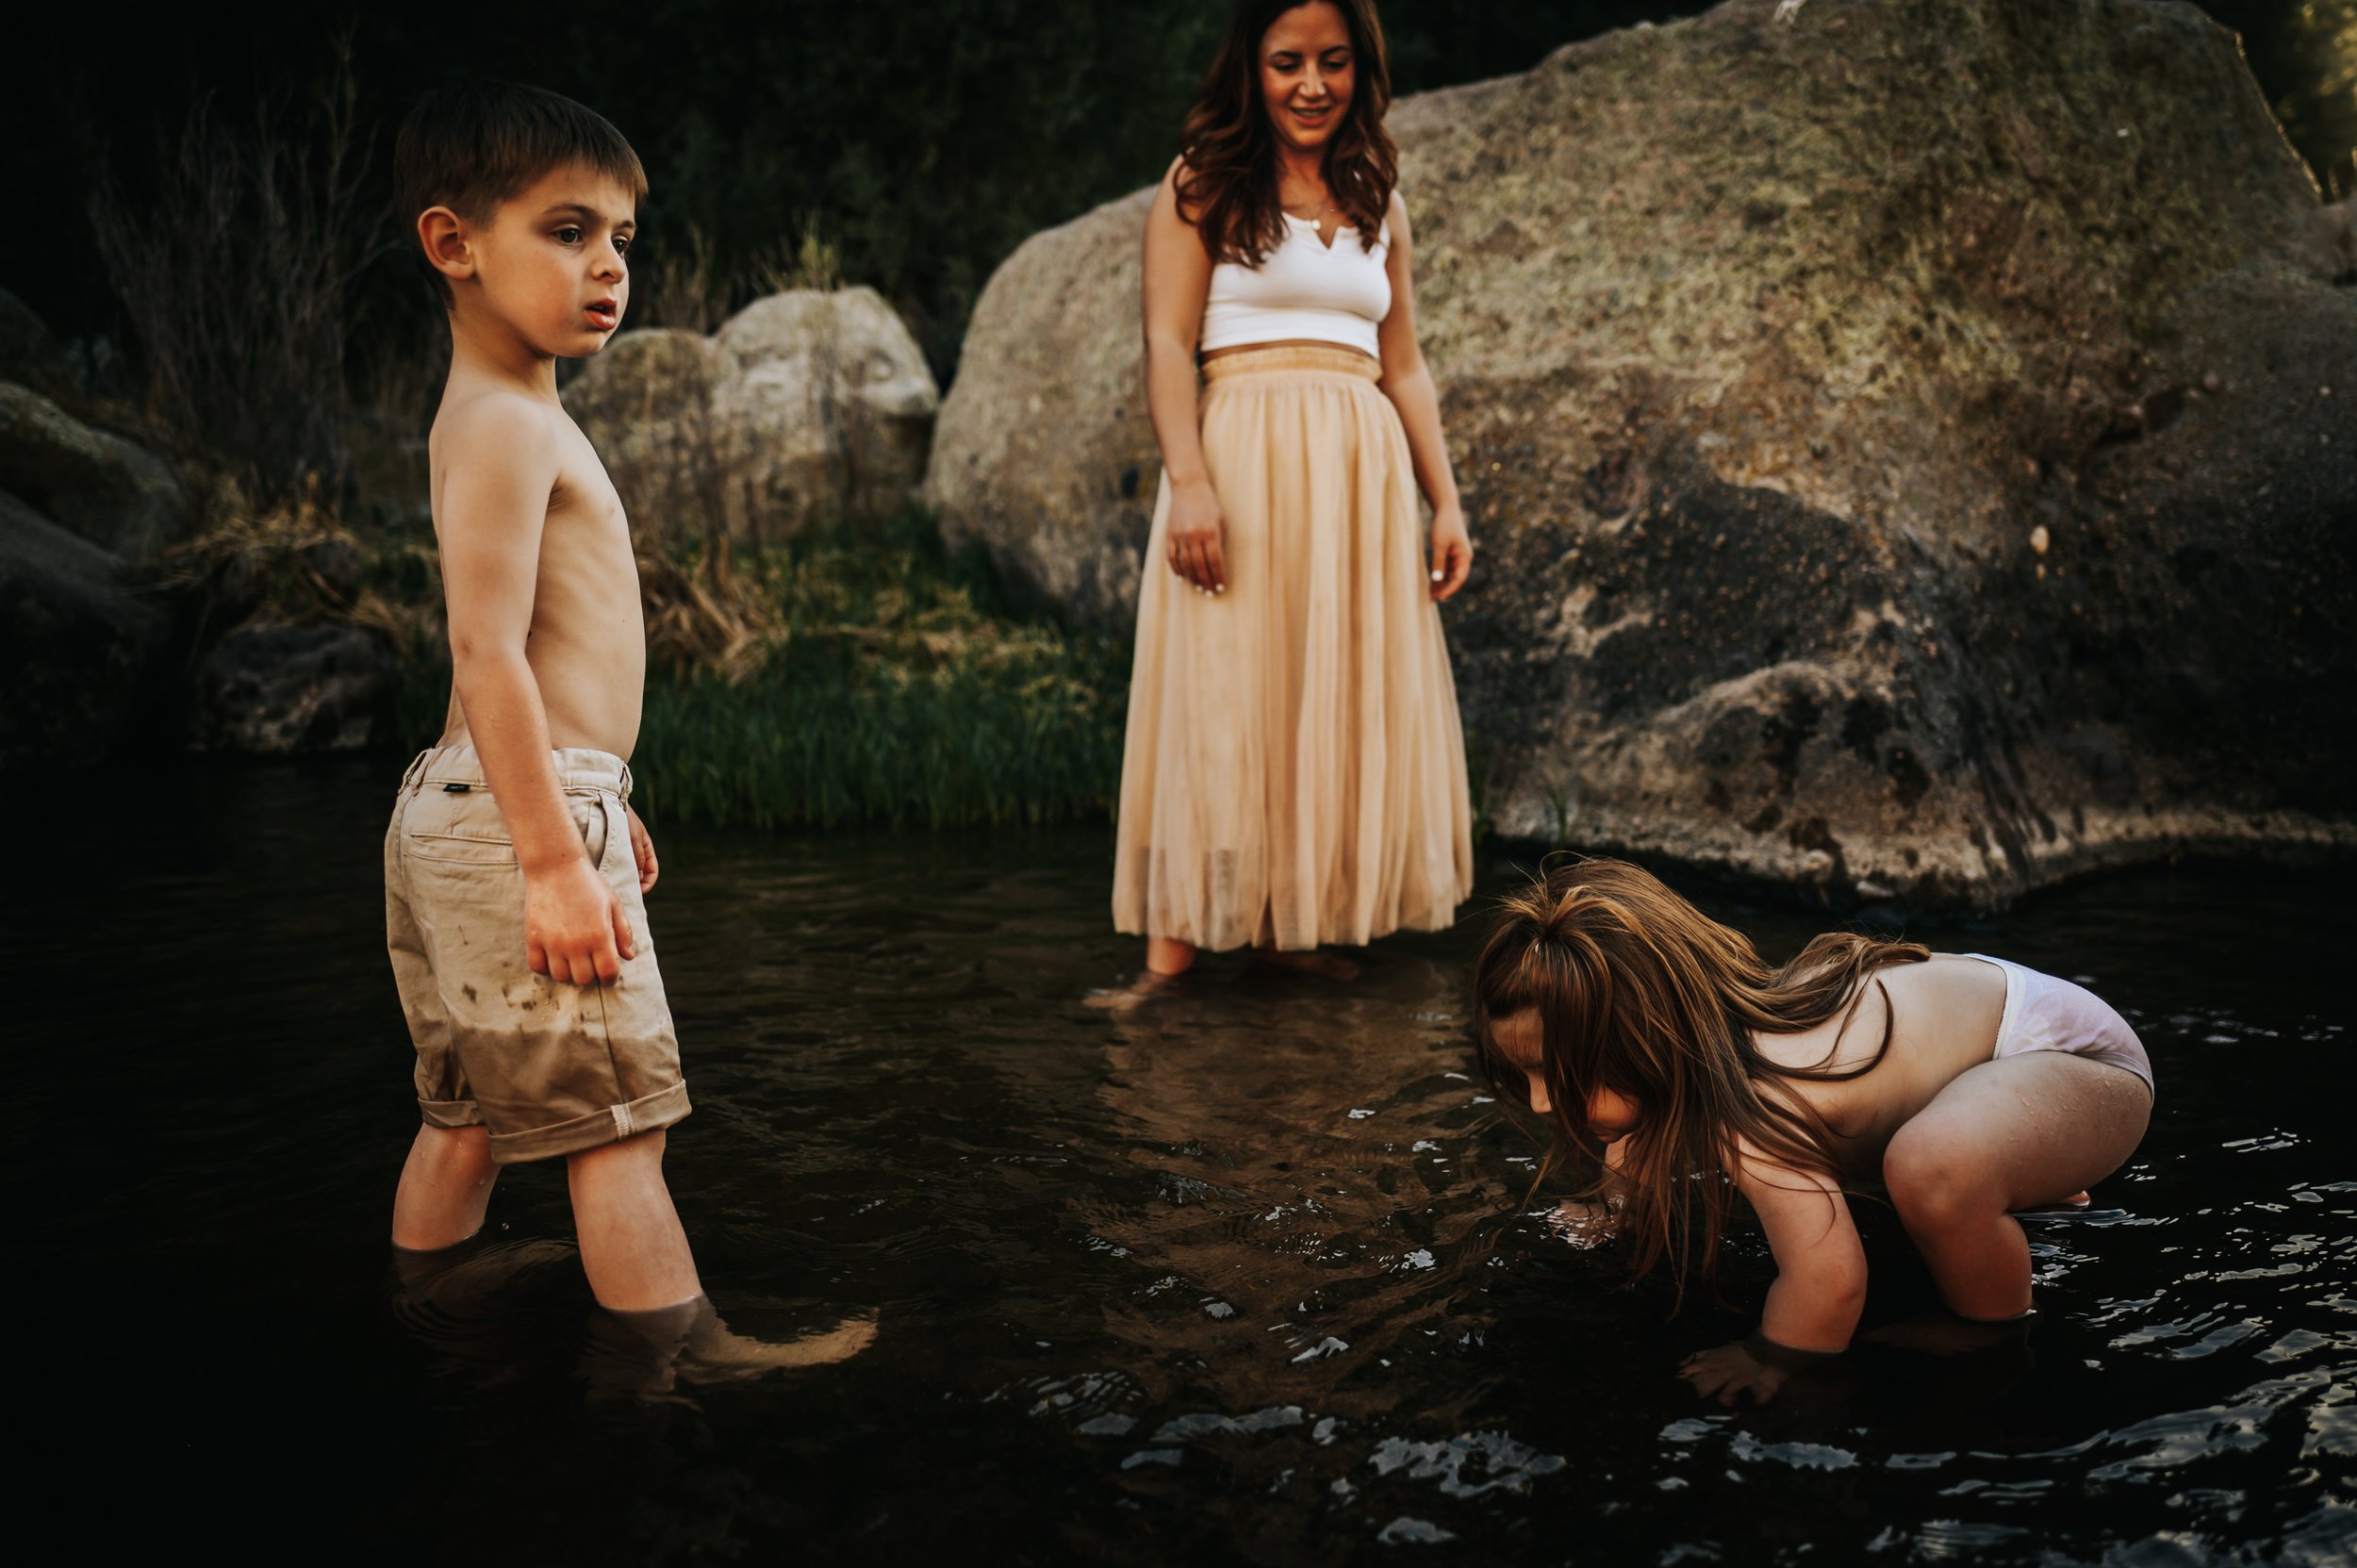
[1884,1131,2003,1230]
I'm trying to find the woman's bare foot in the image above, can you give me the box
[1085,967,1189,1011]
[1252,946,1360,982]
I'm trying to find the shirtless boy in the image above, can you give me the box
[384,84,695,1314]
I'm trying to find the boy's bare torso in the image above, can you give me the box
[430,388,646,758]
[1755,955,2009,1181]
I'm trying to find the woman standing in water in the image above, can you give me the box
[1105,0,1475,999]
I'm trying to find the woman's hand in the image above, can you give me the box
[1428,505,1474,602]
[1166,477,1229,594]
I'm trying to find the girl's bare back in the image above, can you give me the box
[1755,955,2009,1180]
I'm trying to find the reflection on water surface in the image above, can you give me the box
[11,759,2353,1562]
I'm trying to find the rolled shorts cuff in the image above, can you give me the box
[419,1098,486,1131]
[485,1081,692,1165]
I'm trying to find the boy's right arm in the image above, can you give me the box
[437,401,635,985]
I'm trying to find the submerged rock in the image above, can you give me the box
[190,622,398,755]
[0,380,190,560]
[566,287,941,540]
[0,489,168,767]
[928,0,2357,908]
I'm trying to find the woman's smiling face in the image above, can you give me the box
[1259,2,1356,157]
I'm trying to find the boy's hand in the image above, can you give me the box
[525,854,635,984]
[627,805,659,894]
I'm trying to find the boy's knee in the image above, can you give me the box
[417,1122,495,1166]
[568,1127,668,1172]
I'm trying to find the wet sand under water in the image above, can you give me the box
[8,757,2353,1564]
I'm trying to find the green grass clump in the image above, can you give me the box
[635,639,1125,831]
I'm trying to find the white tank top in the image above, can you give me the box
[1198,214,1392,360]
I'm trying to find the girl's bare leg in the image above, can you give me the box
[1882,1053,2151,1321]
[392,1123,500,1250]
[1147,936,1197,977]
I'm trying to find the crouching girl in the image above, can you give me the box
[1472,860,2152,1405]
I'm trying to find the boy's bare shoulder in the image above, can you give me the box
[430,384,562,475]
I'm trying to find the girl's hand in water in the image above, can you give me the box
[1680,1334,1836,1406]
[1543,1196,1625,1249]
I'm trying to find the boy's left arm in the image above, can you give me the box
[1680,1143,1867,1405]
[626,806,659,894]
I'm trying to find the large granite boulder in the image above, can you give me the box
[0,489,169,767]
[0,380,191,560]
[928,0,2357,908]
[190,622,399,755]
[566,287,941,539]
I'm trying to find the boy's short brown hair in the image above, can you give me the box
[394,82,648,307]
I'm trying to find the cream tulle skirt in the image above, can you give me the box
[1113,345,1475,951]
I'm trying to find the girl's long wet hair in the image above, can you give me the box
[1176,0,1398,266]
[1471,859,1929,1304]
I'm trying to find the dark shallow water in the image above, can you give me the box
[10,758,2353,1564]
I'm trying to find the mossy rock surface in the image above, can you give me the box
[928,0,2357,908]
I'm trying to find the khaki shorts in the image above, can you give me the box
[385,746,691,1164]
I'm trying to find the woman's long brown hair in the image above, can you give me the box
[1470,859,1929,1305]
[1176,0,1399,266]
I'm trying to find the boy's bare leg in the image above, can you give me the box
[392,1124,501,1250]
[568,1130,701,1312]
[1882,1053,2151,1322]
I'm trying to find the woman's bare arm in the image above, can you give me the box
[1374,191,1473,602]
[1142,158,1227,593]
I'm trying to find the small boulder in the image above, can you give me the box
[566,287,940,539]
[0,380,190,560]
[0,488,168,767]
[190,622,398,755]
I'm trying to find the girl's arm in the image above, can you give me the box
[1142,158,1226,594]
[1373,190,1473,602]
[1740,1149,1869,1350]
[1680,1142,1867,1405]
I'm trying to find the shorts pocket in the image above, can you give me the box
[402,786,613,868]
[402,788,519,866]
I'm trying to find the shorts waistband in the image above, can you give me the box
[399,745,634,802]
[1200,343,1382,385]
